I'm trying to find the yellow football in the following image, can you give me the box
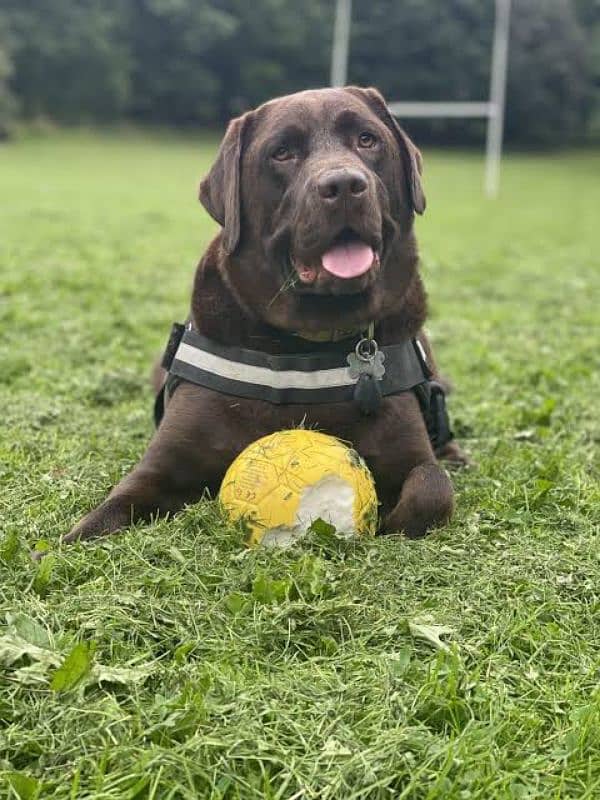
[218,429,378,547]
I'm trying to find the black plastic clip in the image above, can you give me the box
[426,380,454,449]
[160,322,186,370]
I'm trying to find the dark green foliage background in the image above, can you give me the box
[0,0,599,144]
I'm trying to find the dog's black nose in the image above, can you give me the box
[317,168,368,202]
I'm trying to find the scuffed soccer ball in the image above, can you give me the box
[219,429,378,547]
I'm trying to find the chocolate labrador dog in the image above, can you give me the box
[63,86,466,545]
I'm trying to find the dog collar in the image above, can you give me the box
[291,327,364,343]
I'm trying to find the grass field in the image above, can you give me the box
[1,130,599,799]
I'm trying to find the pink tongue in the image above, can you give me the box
[321,241,374,279]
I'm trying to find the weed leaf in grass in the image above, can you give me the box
[0,634,59,669]
[50,642,93,692]
[322,737,353,757]
[306,517,350,557]
[0,630,135,689]
[0,529,21,563]
[32,554,55,597]
[308,518,337,538]
[6,612,50,648]
[291,554,329,599]
[252,573,292,605]
[91,663,153,687]
[224,592,252,615]
[4,772,40,800]
[174,641,196,664]
[13,661,55,686]
[409,619,454,652]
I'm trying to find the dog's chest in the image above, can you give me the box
[167,382,431,497]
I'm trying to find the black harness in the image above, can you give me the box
[154,322,453,449]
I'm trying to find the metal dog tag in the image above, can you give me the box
[347,337,386,380]
[347,338,385,415]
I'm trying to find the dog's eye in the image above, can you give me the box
[272,144,294,162]
[358,132,377,149]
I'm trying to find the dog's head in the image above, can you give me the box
[200,87,425,334]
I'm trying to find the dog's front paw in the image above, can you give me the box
[435,440,473,469]
[381,463,454,538]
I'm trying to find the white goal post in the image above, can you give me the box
[330,0,511,196]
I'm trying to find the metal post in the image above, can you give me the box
[485,0,511,197]
[330,0,352,87]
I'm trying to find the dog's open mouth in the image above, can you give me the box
[292,229,380,289]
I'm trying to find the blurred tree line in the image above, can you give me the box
[0,0,598,145]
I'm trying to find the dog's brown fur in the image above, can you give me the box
[63,86,466,546]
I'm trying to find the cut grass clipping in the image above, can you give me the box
[1,132,599,799]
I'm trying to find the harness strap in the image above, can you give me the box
[413,381,454,449]
[154,322,453,449]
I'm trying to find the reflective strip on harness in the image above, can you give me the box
[174,341,354,391]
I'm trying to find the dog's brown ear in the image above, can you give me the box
[199,112,252,254]
[346,86,426,215]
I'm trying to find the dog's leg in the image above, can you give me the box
[61,465,204,544]
[382,462,454,538]
[62,385,227,544]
